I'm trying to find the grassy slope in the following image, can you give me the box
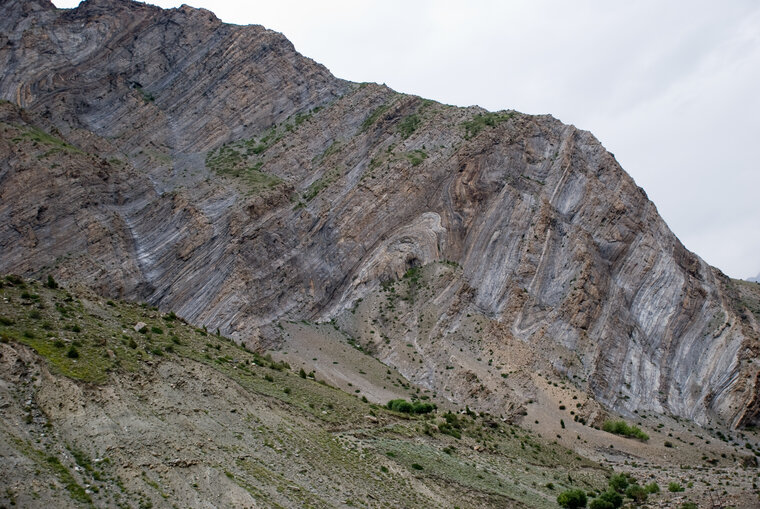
[0,275,615,508]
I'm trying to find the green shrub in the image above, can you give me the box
[386,399,436,415]
[602,420,649,441]
[667,482,684,492]
[624,484,647,503]
[461,111,514,139]
[151,326,163,334]
[411,463,424,471]
[387,399,414,413]
[398,114,421,139]
[608,473,629,493]
[406,150,427,167]
[596,489,623,508]
[0,316,14,326]
[5,274,24,286]
[557,489,587,508]
[53,339,65,348]
[66,346,79,358]
[644,482,659,494]
[268,359,290,371]
[680,503,697,509]
[45,275,58,289]
[589,499,614,509]
[361,103,390,131]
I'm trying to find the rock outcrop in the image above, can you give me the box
[1,0,759,428]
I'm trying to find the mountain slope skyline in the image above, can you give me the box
[49,0,760,280]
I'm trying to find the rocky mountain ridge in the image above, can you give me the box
[1,0,759,430]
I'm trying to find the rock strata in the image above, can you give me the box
[1,0,758,428]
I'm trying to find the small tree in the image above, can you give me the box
[589,499,614,509]
[625,484,648,504]
[609,473,629,493]
[557,489,587,509]
[596,489,623,508]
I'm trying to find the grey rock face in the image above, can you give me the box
[1,0,758,428]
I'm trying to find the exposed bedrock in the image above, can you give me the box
[1,0,758,428]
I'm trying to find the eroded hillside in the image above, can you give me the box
[2,276,759,508]
[1,0,759,433]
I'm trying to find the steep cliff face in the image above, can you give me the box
[1,0,758,428]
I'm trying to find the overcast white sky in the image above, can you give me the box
[52,0,760,279]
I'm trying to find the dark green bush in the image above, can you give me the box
[596,489,623,508]
[557,489,587,508]
[66,346,79,358]
[5,274,24,286]
[386,399,436,415]
[668,482,684,492]
[45,275,58,289]
[588,499,614,509]
[624,484,647,503]
[608,474,629,493]
[151,326,163,334]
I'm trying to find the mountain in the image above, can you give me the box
[749,273,760,283]
[1,0,759,439]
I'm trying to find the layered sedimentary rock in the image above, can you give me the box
[1,0,758,427]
